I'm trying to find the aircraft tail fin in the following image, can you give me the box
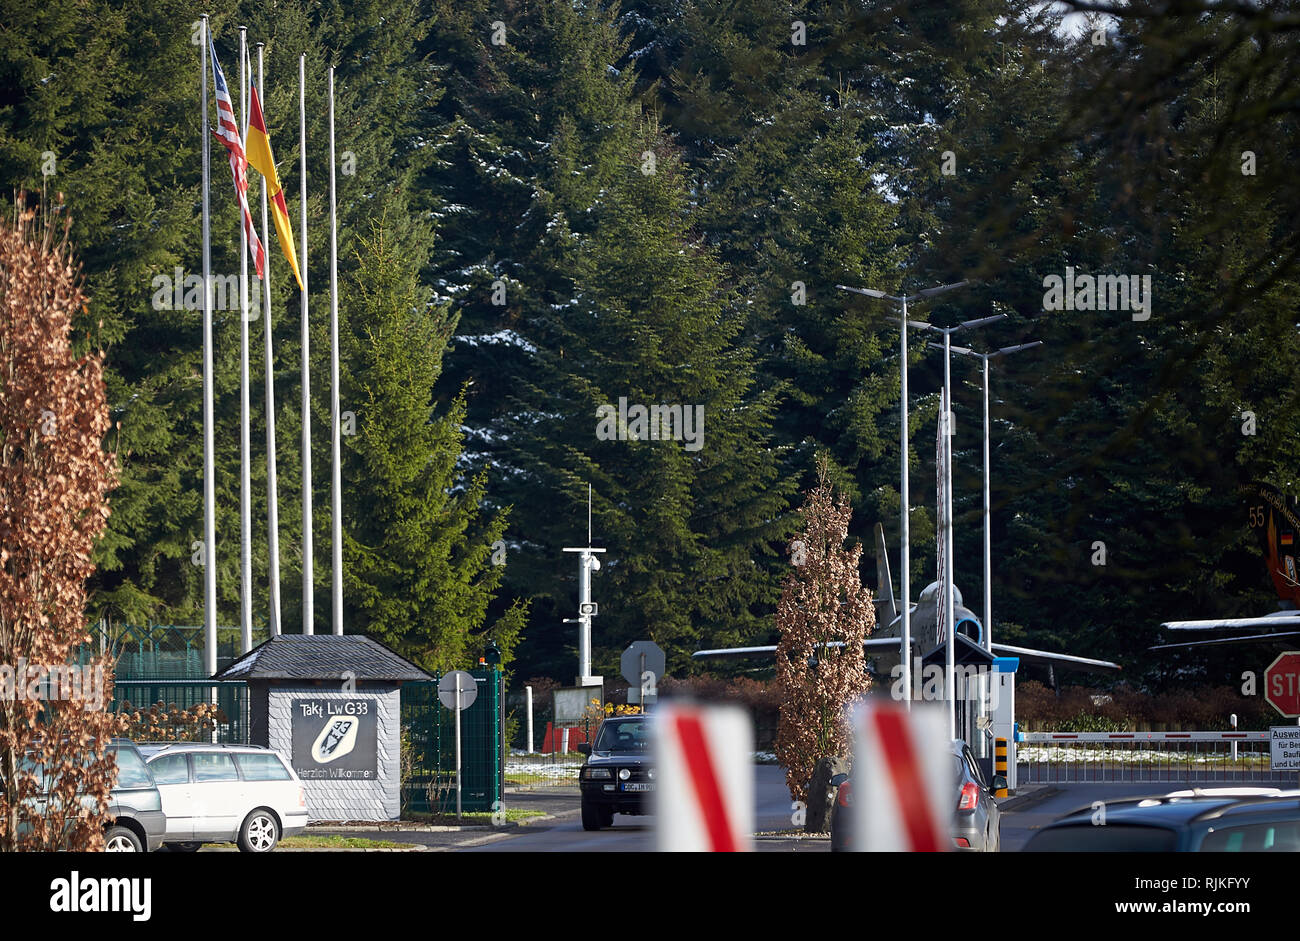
[1250,482,1300,606]
[874,522,898,623]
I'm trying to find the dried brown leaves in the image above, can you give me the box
[773,460,875,802]
[0,196,120,851]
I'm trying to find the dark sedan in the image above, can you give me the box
[578,715,655,830]
[1024,790,1300,852]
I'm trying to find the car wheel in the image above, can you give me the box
[104,825,142,852]
[166,842,203,853]
[237,809,280,853]
[581,800,606,831]
[600,806,615,828]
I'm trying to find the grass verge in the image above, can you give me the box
[280,835,411,849]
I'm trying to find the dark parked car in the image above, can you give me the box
[578,715,655,830]
[1024,791,1300,852]
[22,739,166,851]
[831,739,1004,851]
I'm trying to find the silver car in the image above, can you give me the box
[142,743,309,853]
[19,739,166,851]
[831,739,1004,851]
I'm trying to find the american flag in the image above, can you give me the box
[210,39,266,280]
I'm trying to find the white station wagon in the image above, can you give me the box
[140,743,309,852]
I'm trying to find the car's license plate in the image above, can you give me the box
[621,782,653,792]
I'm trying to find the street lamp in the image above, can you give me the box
[935,340,1043,653]
[835,279,971,710]
[908,314,1005,738]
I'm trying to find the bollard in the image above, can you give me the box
[561,726,570,755]
[1230,713,1237,762]
[526,685,534,754]
[994,738,1009,797]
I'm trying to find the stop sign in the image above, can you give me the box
[1264,652,1300,718]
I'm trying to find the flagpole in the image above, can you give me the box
[257,42,283,637]
[944,338,956,740]
[238,26,253,655]
[328,66,342,636]
[299,53,313,635]
[201,14,218,679]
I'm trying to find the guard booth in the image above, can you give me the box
[214,634,432,822]
[400,666,504,813]
[921,634,995,752]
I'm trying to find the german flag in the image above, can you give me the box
[246,81,304,290]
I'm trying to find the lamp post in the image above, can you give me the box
[908,314,1005,738]
[835,280,972,709]
[936,340,1043,653]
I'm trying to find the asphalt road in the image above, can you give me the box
[311,772,1249,853]
[465,763,827,852]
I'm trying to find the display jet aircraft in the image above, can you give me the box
[1151,482,1300,652]
[693,523,1120,675]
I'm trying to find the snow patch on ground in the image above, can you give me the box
[1018,746,1269,765]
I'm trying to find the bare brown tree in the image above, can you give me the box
[774,458,875,803]
[0,195,120,851]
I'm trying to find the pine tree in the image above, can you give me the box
[339,221,518,673]
[499,123,798,674]
[0,0,444,640]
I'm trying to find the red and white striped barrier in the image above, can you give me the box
[852,700,953,852]
[653,702,753,852]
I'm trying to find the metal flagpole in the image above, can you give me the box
[328,66,342,636]
[257,43,283,637]
[899,295,911,708]
[454,672,463,820]
[238,26,253,655]
[201,15,218,679]
[299,53,313,635]
[944,334,956,739]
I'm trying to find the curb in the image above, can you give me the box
[311,823,496,833]
[310,811,570,835]
[996,785,1061,813]
[517,809,580,826]
[205,844,428,852]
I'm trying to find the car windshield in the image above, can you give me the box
[594,719,649,752]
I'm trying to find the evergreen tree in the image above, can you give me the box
[501,124,797,674]
[340,222,521,673]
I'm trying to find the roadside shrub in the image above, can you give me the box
[1057,712,1126,733]
[1016,681,1276,731]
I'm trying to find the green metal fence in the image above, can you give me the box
[86,624,509,814]
[82,623,270,679]
[400,669,503,814]
[113,680,250,743]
